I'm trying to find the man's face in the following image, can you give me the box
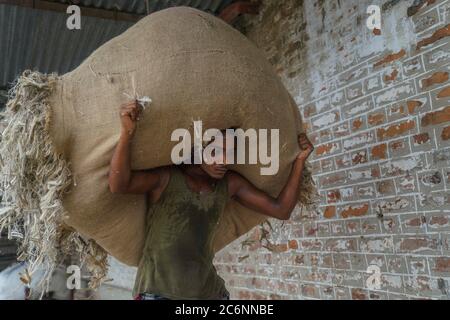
[201,133,234,179]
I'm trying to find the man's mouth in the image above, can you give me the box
[215,167,227,174]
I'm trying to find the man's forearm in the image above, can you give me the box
[275,158,305,219]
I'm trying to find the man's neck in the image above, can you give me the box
[182,165,209,179]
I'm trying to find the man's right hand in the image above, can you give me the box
[120,100,142,136]
[296,133,314,162]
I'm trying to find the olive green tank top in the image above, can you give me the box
[133,167,229,299]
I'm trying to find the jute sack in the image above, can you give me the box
[1,6,318,276]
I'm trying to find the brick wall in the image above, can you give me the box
[215,0,450,300]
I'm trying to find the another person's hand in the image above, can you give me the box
[120,100,142,136]
[296,133,314,162]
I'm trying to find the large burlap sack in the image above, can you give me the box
[1,6,317,275]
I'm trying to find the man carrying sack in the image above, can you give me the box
[109,100,314,300]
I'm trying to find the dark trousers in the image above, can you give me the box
[135,292,230,300]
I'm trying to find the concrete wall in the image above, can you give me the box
[97,258,136,300]
[214,0,450,300]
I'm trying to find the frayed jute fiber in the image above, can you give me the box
[0,70,108,296]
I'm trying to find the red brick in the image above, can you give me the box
[407,100,425,114]
[301,240,323,251]
[319,172,347,187]
[421,72,449,88]
[251,292,268,300]
[427,212,450,231]
[346,220,361,234]
[432,257,450,273]
[413,132,430,145]
[368,112,385,126]
[389,103,408,118]
[404,216,423,228]
[267,243,289,253]
[333,122,350,137]
[384,68,399,83]
[283,282,299,295]
[303,104,316,118]
[352,117,364,130]
[371,143,387,159]
[395,236,439,254]
[340,203,369,218]
[320,158,334,172]
[405,275,440,296]
[238,290,252,299]
[441,126,450,140]
[351,288,368,300]
[327,190,341,204]
[374,49,406,68]
[376,180,395,195]
[322,206,336,220]
[377,120,416,140]
[352,150,367,165]
[417,24,450,50]
[389,139,408,153]
[335,154,352,169]
[301,284,320,299]
[421,106,450,126]
[305,224,318,236]
[325,238,357,252]
[407,0,436,16]
[293,254,305,265]
[315,142,340,156]
[288,240,298,250]
[312,111,340,130]
[437,86,450,98]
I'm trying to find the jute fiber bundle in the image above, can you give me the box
[0,6,318,289]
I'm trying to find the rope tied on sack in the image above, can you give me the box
[0,70,108,298]
[123,74,152,110]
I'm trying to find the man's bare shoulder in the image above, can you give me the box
[147,166,172,203]
[225,170,248,182]
[225,170,250,197]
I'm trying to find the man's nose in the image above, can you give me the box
[214,151,226,165]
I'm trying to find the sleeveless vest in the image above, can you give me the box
[133,167,229,299]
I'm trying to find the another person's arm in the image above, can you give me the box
[227,133,314,220]
[108,100,163,195]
